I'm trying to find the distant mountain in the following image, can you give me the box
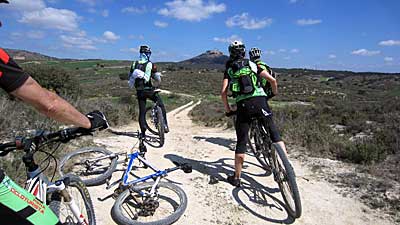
[4,48,58,61]
[178,50,229,69]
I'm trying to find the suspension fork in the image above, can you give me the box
[59,188,89,225]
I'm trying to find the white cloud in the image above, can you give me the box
[128,34,145,40]
[384,57,393,62]
[103,31,120,41]
[284,56,291,60]
[329,54,337,59]
[278,49,287,53]
[158,0,226,22]
[27,31,45,39]
[351,49,380,56]
[4,0,46,12]
[290,48,299,53]
[289,0,299,3]
[296,19,322,26]
[121,6,147,14]
[101,10,109,17]
[60,34,97,50]
[88,8,97,13]
[154,21,169,28]
[19,7,79,31]
[226,13,272,29]
[264,50,275,55]
[379,40,400,46]
[76,0,96,6]
[213,34,242,43]
[121,48,138,53]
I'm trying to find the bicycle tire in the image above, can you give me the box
[111,182,188,225]
[156,106,165,147]
[248,123,271,171]
[271,143,302,218]
[49,174,96,225]
[59,147,118,186]
[145,106,159,135]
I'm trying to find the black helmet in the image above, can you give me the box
[139,45,151,54]
[228,40,245,59]
[249,47,262,61]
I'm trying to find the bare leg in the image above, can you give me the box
[234,153,245,179]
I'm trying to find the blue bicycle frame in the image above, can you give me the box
[122,151,169,187]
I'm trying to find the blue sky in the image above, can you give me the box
[1,0,399,72]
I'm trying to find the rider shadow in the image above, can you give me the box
[193,136,236,151]
[108,129,163,148]
[193,136,255,157]
[164,154,294,224]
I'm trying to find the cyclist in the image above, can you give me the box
[129,45,169,149]
[0,7,109,223]
[221,40,287,187]
[249,47,276,99]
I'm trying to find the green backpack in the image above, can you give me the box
[228,59,260,97]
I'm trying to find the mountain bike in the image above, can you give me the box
[248,116,302,218]
[0,128,96,225]
[227,111,302,218]
[58,138,192,225]
[144,90,165,147]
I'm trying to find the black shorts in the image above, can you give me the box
[235,96,282,154]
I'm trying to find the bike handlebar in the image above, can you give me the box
[0,127,92,156]
[225,110,237,117]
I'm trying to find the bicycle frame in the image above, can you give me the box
[23,143,89,225]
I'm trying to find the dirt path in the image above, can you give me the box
[88,101,395,225]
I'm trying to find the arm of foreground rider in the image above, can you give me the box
[221,78,231,113]
[259,70,278,96]
[11,77,92,129]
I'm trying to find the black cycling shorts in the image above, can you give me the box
[235,96,282,154]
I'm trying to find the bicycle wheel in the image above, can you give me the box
[49,174,96,225]
[248,122,271,171]
[111,182,187,225]
[59,147,118,186]
[271,143,302,218]
[145,106,159,135]
[155,106,165,147]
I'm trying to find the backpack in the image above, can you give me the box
[228,58,260,97]
[256,61,276,98]
[132,61,150,90]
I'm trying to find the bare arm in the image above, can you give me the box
[221,78,231,113]
[11,77,91,128]
[260,70,278,95]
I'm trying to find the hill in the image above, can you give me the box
[4,48,58,61]
[178,50,229,69]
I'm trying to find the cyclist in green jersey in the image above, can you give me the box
[221,40,287,187]
[249,47,276,99]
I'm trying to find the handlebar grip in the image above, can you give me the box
[225,111,237,117]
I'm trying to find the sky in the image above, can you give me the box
[0,0,400,72]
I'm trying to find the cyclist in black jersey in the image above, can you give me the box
[0,3,108,222]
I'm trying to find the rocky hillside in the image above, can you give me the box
[178,50,229,69]
[3,48,58,61]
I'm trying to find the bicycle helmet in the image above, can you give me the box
[228,40,245,59]
[249,47,262,61]
[139,45,151,54]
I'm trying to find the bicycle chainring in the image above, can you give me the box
[138,198,160,216]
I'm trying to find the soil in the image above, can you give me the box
[86,101,397,225]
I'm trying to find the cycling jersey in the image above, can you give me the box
[223,58,267,102]
[0,48,29,93]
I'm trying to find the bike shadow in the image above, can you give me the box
[107,129,163,148]
[193,136,255,157]
[164,154,294,224]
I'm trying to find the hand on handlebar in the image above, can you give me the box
[85,110,109,132]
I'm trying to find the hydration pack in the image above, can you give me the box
[228,59,259,96]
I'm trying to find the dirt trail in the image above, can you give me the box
[88,101,395,225]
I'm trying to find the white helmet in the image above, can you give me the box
[249,47,262,60]
[228,40,245,58]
